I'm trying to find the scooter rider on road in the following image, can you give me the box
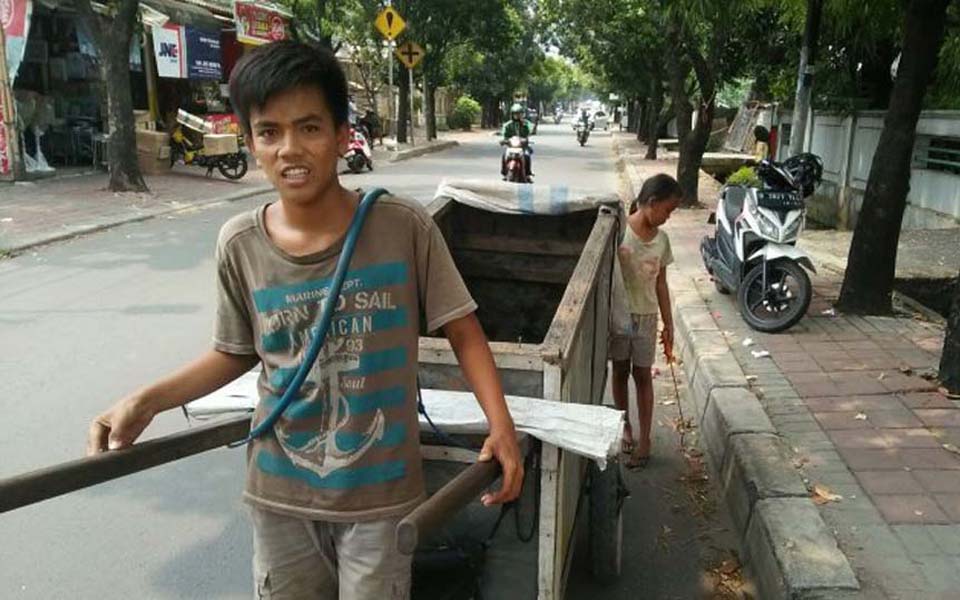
[501,103,534,179]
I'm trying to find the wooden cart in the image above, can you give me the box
[0,185,625,600]
[413,188,624,600]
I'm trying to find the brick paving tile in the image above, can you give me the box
[775,360,824,373]
[829,429,892,449]
[882,428,943,449]
[900,449,960,470]
[825,372,889,396]
[934,494,960,522]
[794,381,843,397]
[786,371,829,384]
[837,447,905,470]
[814,411,873,430]
[799,341,845,353]
[862,409,924,429]
[879,373,940,394]
[915,471,960,494]
[840,340,884,351]
[931,428,960,446]
[855,470,922,495]
[900,392,956,409]
[915,409,960,428]
[804,395,907,413]
[873,494,951,524]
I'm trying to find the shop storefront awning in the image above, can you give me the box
[140,0,222,31]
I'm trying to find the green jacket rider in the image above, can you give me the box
[501,103,534,179]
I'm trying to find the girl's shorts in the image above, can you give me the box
[609,313,658,367]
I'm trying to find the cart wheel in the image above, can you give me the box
[589,459,626,584]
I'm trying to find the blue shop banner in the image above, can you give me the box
[185,27,221,80]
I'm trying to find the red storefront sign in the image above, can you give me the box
[1,0,29,37]
[233,1,289,46]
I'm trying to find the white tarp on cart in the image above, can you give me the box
[185,376,624,468]
[435,178,621,215]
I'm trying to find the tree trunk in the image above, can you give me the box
[788,0,823,157]
[837,0,951,314]
[645,77,663,160]
[941,271,960,394]
[636,97,648,140]
[424,80,437,141]
[77,0,146,192]
[667,46,698,205]
[626,98,638,134]
[398,67,409,144]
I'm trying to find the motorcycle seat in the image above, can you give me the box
[724,187,747,225]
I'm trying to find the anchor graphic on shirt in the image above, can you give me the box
[276,338,386,478]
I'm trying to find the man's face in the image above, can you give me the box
[245,85,349,206]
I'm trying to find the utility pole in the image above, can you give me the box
[408,66,415,146]
[789,0,823,157]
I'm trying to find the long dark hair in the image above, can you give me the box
[629,173,682,214]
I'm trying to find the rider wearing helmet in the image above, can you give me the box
[501,103,534,180]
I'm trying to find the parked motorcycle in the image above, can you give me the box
[700,149,824,333]
[575,121,589,146]
[500,135,532,183]
[170,124,248,180]
[343,126,373,174]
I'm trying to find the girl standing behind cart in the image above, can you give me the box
[610,174,682,468]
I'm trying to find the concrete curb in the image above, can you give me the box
[2,184,273,255]
[387,140,459,162]
[611,135,860,599]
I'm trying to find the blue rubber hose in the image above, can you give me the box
[230,187,389,447]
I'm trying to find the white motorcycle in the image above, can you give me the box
[700,152,824,333]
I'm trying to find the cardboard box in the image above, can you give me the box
[136,130,169,155]
[203,134,239,155]
[137,151,171,175]
[133,110,154,131]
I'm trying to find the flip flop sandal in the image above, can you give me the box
[621,438,635,454]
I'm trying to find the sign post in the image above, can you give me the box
[374,5,406,146]
[394,41,424,147]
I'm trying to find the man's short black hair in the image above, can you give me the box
[229,40,349,135]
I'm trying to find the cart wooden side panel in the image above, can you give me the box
[421,195,619,600]
[537,211,617,599]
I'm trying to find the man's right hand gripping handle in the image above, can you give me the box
[86,395,156,455]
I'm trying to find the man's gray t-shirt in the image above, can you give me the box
[214,195,476,521]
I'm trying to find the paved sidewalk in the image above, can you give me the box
[614,133,958,599]
[0,130,476,255]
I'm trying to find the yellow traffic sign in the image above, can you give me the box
[375,6,406,41]
[395,41,425,69]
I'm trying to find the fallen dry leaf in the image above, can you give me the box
[877,372,887,381]
[812,484,843,504]
[854,412,868,421]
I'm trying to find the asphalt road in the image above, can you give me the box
[0,123,742,599]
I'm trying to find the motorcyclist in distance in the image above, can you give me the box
[501,103,534,180]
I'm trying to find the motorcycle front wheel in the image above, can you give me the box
[737,259,811,333]
[347,154,366,174]
[218,154,248,180]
